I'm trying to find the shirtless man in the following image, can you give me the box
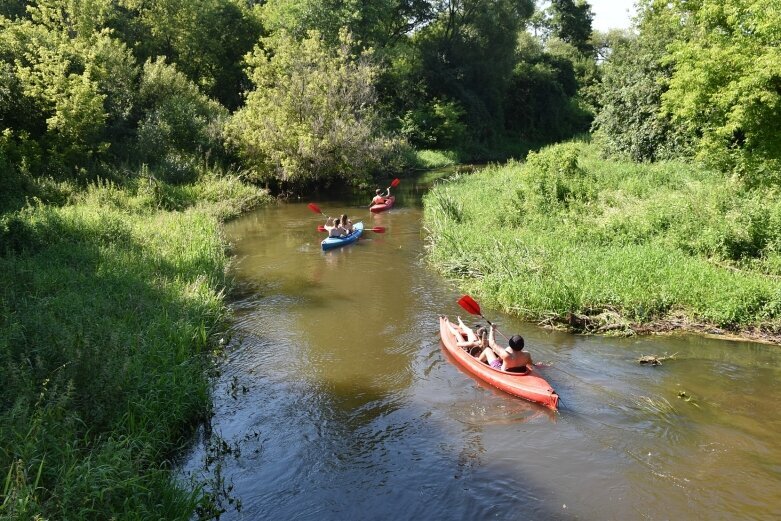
[479,326,532,371]
[371,187,390,206]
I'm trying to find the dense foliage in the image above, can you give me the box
[594,0,781,182]
[228,29,406,189]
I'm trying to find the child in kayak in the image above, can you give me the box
[340,214,354,233]
[478,326,532,371]
[324,217,348,238]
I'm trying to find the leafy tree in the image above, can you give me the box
[136,57,227,182]
[115,0,263,109]
[0,13,109,174]
[660,0,781,183]
[260,0,431,51]
[591,1,690,162]
[505,33,590,142]
[0,0,27,18]
[414,0,535,142]
[548,0,594,54]
[400,97,466,148]
[227,29,405,189]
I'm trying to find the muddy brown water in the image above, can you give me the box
[180,172,781,520]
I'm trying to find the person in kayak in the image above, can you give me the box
[444,317,487,350]
[371,187,390,206]
[340,214,354,233]
[478,326,532,371]
[324,217,347,238]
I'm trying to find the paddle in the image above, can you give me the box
[457,295,510,341]
[307,202,328,217]
[317,225,385,233]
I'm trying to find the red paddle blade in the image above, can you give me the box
[390,178,400,188]
[307,203,322,214]
[367,227,385,233]
[457,295,481,315]
[317,225,326,232]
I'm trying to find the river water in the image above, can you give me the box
[180,173,781,520]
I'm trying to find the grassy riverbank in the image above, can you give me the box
[0,171,270,518]
[423,142,781,341]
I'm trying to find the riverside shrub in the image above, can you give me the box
[423,141,781,331]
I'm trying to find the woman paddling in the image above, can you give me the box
[340,214,354,233]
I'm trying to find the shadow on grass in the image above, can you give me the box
[1,204,225,518]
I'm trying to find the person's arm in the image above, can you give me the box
[488,327,509,361]
[384,187,391,198]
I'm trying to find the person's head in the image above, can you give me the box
[341,214,348,223]
[334,218,341,226]
[508,335,524,351]
[375,189,382,195]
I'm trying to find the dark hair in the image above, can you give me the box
[508,335,524,351]
[334,218,341,226]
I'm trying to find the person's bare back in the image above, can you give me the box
[480,327,532,371]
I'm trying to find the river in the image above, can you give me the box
[180,171,781,520]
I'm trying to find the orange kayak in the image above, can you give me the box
[439,317,559,410]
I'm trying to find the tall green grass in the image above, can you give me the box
[423,142,781,333]
[412,149,461,169]
[0,172,270,518]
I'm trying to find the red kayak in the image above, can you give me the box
[370,195,395,213]
[439,317,559,410]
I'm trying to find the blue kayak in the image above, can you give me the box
[321,221,363,251]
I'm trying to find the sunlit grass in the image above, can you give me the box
[423,141,781,332]
[413,149,461,169]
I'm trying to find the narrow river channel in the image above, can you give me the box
[180,172,781,520]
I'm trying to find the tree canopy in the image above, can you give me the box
[593,0,781,182]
